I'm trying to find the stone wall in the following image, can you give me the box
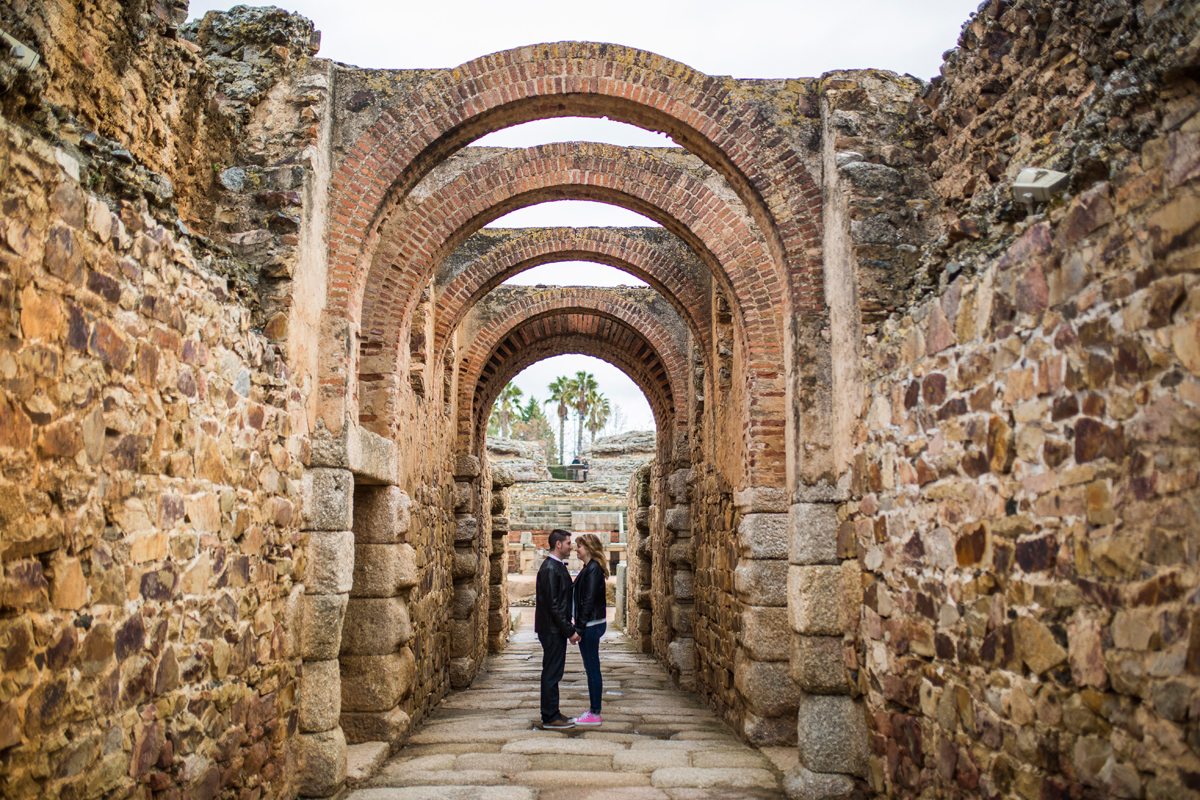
[0,114,306,798]
[846,1,1200,797]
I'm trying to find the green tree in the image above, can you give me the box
[512,395,557,462]
[519,395,540,423]
[586,393,611,446]
[492,382,523,439]
[572,370,599,459]
[544,376,574,464]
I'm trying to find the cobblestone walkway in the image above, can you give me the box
[347,612,791,800]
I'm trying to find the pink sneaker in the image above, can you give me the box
[572,711,602,727]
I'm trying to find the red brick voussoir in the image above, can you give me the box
[325,42,823,324]
[459,290,688,453]
[432,226,713,364]
[358,142,779,375]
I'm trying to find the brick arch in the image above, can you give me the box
[325,41,824,325]
[433,227,712,366]
[457,290,688,455]
[472,335,677,463]
[361,142,775,379]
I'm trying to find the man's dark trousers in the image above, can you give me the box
[538,630,567,724]
[534,554,574,724]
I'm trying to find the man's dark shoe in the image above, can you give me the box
[543,715,575,730]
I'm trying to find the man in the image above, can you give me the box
[535,529,581,729]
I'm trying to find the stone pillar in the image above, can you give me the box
[296,467,354,797]
[488,464,515,652]
[785,501,868,799]
[733,488,797,745]
[449,454,484,687]
[626,464,653,653]
[663,468,695,691]
[340,484,416,747]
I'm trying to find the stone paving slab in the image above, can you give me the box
[348,625,787,799]
[651,767,779,789]
[350,788,535,800]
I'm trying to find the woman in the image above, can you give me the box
[571,532,609,726]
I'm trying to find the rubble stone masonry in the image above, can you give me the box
[1,0,1199,798]
[847,1,1200,797]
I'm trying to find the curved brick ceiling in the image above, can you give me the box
[433,226,712,366]
[459,288,689,453]
[324,41,824,333]
[357,142,775,376]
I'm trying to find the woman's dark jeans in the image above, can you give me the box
[579,622,606,713]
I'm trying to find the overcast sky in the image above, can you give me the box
[189,0,979,440]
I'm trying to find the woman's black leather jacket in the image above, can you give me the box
[572,559,607,635]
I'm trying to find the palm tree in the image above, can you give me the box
[544,376,573,464]
[572,371,599,459]
[586,393,610,446]
[494,382,523,439]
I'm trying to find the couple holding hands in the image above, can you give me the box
[533,529,609,729]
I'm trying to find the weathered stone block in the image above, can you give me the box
[670,602,694,637]
[454,454,481,478]
[744,712,798,746]
[450,618,476,658]
[340,707,411,746]
[734,559,787,606]
[667,469,691,503]
[735,650,799,717]
[788,566,845,636]
[302,468,353,531]
[394,544,417,589]
[792,635,848,694]
[454,516,479,543]
[491,515,509,534]
[449,656,478,688]
[305,530,355,594]
[298,659,340,733]
[664,506,691,534]
[789,503,839,565]
[491,463,516,488]
[353,485,411,544]
[453,585,479,619]
[351,543,416,597]
[741,607,790,661]
[735,487,790,513]
[341,649,414,712]
[672,569,694,600]
[353,427,396,484]
[635,508,650,531]
[668,538,694,566]
[452,549,478,579]
[453,481,474,512]
[783,766,856,800]
[739,513,788,559]
[296,727,346,797]
[300,593,348,661]
[668,638,695,673]
[797,694,869,777]
[340,597,411,654]
[1014,616,1068,675]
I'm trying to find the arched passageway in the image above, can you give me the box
[295,39,854,800]
[11,5,1197,800]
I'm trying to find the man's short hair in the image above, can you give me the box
[548,529,571,549]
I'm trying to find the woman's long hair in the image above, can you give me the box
[577,533,610,577]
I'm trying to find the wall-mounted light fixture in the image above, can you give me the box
[1,29,40,72]
[1013,167,1069,209]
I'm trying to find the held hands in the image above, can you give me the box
[569,633,581,644]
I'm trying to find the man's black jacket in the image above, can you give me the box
[572,559,606,636]
[534,555,574,638]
